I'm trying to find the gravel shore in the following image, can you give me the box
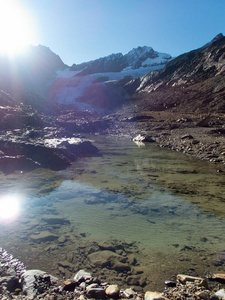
[1,247,225,300]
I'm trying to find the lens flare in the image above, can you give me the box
[0,0,35,55]
[0,194,20,223]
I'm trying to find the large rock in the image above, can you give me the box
[133,134,155,143]
[0,137,99,172]
[145,291,169,300]
[105,284,120,297]
[21,270,58,298]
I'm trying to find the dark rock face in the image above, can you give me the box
[0,136,99,173]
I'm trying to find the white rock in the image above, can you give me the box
[105,284,120,297]
[145,291,168,300]
[215,289,225,300]
[21,269,58,298]
[74,269,92,282]
[177,274,203,284]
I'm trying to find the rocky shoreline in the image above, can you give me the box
[1,247,225,300]
[1,101,225,174]
[103,110,225,168]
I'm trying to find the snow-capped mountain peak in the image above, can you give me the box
[124,46,171,69]
[71,46,172,76]
[52,45,172,113]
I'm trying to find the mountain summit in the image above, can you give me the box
[71,46,171,75]
[125,33,225,113]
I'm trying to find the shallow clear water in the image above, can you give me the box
[0,135,225,290]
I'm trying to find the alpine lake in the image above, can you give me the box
[0,135,225,291]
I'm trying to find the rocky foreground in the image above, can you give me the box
[1,248,225,300]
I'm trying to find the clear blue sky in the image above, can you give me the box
[20,0,225,66]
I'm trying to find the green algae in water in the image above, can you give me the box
[0,135,225,291]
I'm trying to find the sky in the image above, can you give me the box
[5,0,225,65]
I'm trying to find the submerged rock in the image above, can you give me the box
[30,231,59,242]
[88,250,130,271]
[41,215,70,225]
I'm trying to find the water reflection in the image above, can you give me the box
[0,135,225,291]
[0,194,21,223]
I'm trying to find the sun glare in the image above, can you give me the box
[0,194,20,223]
[0,0,35,56]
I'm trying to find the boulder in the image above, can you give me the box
[105,284,120,297]
[21,270,58,298]
[0,137,99,172]
[145,291,169,300]
[133,134,155,143]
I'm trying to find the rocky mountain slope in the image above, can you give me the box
[0,45,171,114]
[49,46,171,113]
[71,46,171,75]
[0,45,66,107]
[103,34,225,166]
[124,33,225,113]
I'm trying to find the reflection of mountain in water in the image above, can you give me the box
[61,135,225,219]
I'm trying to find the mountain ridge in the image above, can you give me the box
[123,33,225,113]
[71,46,171,75]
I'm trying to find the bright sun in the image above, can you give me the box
[0,0,34,55]
[0,194,20,223]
